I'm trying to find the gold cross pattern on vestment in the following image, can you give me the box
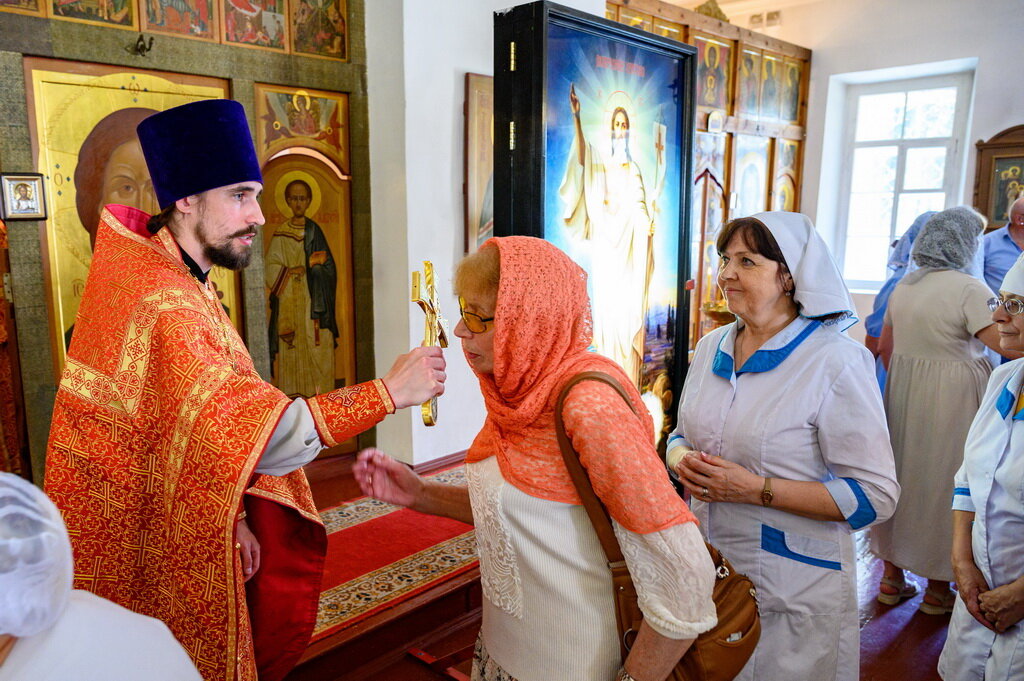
[411,261,449,426]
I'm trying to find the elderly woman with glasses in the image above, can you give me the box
[938,252,1024,680]
[872,207,1021,615]
[354,237,718,681]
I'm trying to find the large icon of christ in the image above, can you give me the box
[559,84,666,384]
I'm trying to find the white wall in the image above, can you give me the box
[366,0,604,464]
[728,0,1024,248]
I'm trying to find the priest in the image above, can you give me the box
[44,99,445,681]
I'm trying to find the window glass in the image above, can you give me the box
[854,92,905,142]
[851,146,898,193]
[840,72,971,287]
[895,193,946,235]
[903,87,957,139]
[904,147,947,190]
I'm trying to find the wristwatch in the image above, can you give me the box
[761,476,774,506]
[616,668,638,681]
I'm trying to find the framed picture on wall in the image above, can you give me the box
[989,156,1024,224]
[973,125,1024,229]
[0,0,45,17]
[692,31,733,118]
[759,52,784,121]
[0,173,47,220]
[48,0,135,28]
[141,0,218,41]
[780,57,804,125]
[223,0,287,52]
[772,138,801,212]
[254,83,350,170]
[464,73,494,254]
[732,133,770,219]
[261,152,355,401]
[494,1,697,445]
[290,0,348,60]
[736,47,762,119]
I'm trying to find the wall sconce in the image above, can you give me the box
[127,34,155,57]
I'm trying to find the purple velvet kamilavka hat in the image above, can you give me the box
[137,99,263,209]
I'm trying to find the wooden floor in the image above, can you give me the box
[857,534,947,681]
[297,457,949,681]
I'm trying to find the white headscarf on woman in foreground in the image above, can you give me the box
[0,472,73,638]
[752,211,857,328]
[0,473,200,681]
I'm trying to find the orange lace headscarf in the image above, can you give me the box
[464,237,686,531]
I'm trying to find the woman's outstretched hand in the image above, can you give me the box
[353,448,424,509]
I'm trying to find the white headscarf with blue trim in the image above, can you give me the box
[999,251,1024,296]
[752,211,857,329]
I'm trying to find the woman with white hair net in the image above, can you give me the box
[872,207,1021,615]
[0,472,200,680]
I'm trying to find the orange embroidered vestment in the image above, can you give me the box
[45,205,393,681]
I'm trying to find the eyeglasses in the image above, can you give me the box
[987,297,1024,316]
[458,296,494,333]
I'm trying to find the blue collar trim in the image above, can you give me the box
[712,338,734,379]
[994,379,1024,420]
[712,319,821,380]
[995,383,1013,419]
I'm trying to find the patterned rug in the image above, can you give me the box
[312,467,478,642]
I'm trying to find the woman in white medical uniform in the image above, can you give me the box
[669,212,900,681]
[938,253,1024,681]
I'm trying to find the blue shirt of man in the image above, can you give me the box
[983,197,1024,293]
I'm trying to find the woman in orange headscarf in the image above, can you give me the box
[355,236,716,681]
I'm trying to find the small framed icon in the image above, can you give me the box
[1,173,47,220]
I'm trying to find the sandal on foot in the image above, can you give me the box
[877,576,918,605]
[918,588,956,615]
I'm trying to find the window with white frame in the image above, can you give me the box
[837,72,974,288]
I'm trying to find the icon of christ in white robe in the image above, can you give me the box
[559,84,663,385]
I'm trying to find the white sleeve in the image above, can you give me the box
[611,520,718,640]
[818,357,901,531]
[951,454,975,513]
[256,399,324,476]
[666,432,694,471]
[667,333,718,470]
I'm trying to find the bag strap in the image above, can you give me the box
[554,371,638,565]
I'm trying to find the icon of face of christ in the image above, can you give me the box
[75,107,160,249]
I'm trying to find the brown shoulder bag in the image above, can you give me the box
[554,371,761,681]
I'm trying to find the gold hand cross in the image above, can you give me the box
[411,261,449,426]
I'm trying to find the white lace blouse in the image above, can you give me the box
[467,456,716,681]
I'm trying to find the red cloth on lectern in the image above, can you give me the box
[44,205,341,681]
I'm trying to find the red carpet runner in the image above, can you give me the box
[312,467,477,642]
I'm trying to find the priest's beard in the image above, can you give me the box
[196,213,255,270]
